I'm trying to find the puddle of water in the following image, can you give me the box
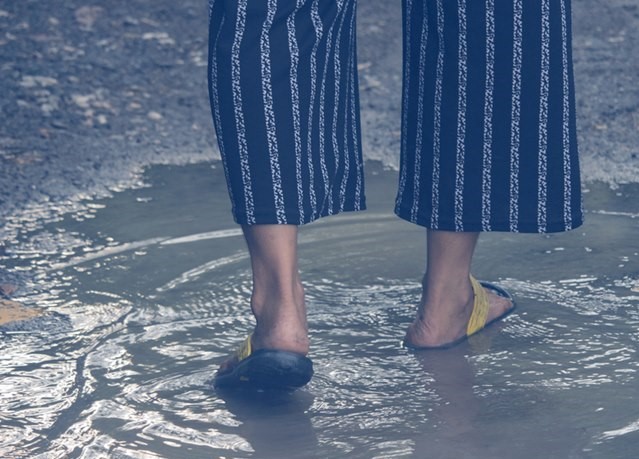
[1,162,638,458]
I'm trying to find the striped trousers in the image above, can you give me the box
[208,0,583,233]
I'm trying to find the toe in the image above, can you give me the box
[485,289,514,323]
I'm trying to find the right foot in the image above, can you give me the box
[404,281,513,348]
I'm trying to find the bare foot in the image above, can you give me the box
[217,290,310,375]
[404,282,514,348]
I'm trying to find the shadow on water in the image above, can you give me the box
[1,162,638,458]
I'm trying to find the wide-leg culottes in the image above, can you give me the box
[208,0,583,233]
[208,0,365,225]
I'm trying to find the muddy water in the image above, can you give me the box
[1,163,638,458]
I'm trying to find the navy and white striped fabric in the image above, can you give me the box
[208,0,365,225]
[395,0,583,233]
[208,0,583,234]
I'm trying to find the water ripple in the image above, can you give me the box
[2,165,639,458]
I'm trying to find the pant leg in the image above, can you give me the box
[396,0,583,233]
[208,0,365,225]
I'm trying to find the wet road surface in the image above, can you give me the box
[1,1,638,458]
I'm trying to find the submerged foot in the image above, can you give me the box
[404,280,514,349]
[214,325,313,390]
[217,290,310,377]
[217,327,310,376]
[214,298,312,389]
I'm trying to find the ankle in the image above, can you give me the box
[250,279,305,316]
[249,281,309,354]
[421,274,473,311]
[253,322,310,354]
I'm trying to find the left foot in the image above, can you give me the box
[217,282,309,376]
[216,324,310,377]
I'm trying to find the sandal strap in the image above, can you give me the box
[235,334,253,362]
[467,275,489,336]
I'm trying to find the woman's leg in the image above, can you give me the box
[210,1,364,386]
[404,230,513,348]
[242,224,308,355]
[216,224,309,377]
[399,1,581,346]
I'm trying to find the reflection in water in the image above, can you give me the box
[1,164,638,458]
[410,329,590,459]
[413,345,484,458]
[218,389,317,459]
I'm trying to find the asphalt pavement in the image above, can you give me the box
[1,0,638,239]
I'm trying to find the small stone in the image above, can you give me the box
[123,16,139,26]
[147,111,163,121]
[142,32,176,46]
[19,75,58,88]
[71,94,93,109]
[75,6,104,30]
